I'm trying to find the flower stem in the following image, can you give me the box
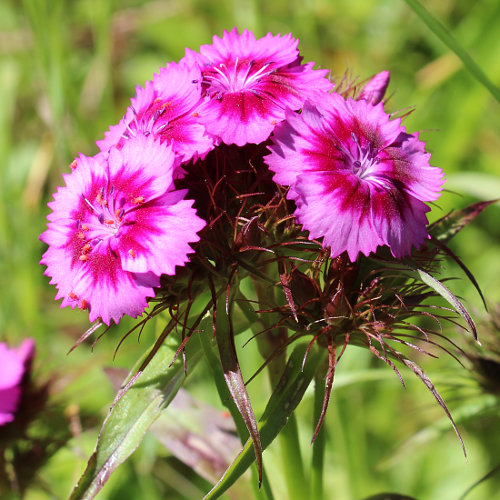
[278,412,308,500]
[310,374,326,500]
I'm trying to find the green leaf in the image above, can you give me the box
[407,265,477,339]
[214,288,263,485]
[428,200,497,244]
[203,341,325,500]
[403,0,500,103]
[69,327,202,500]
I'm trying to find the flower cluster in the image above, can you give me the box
[40,29,481,495]
[40,28,443,326]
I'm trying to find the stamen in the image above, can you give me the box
[69,292,78,300]
[128,249,136,259]
[96,189,107,206]
[77,232,85,240]
[134,196,145,205]
[79,254,89,261]
[82,243,92,253]
[70,160,77,170]
[104,219,114,225]
[79,299,88,310]
[82,195,98,214]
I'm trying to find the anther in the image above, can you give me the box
[81,224,89,231]
[79,299,88,310]
[77,232,85,240]
[70,160,77,170]
[82,243,92,253]
[96,188,107,207]
[128,249,136,259]
[134,196,145,205]
[79,254,89,261]
[69,292,78,300]
[104,219,114,225]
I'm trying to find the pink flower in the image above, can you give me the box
[40,135,206,325]
[265,92,444,261]
[97,61,214,163]
[182,28,333,147]
[0,339,35,426]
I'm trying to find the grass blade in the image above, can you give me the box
[403,0,500,103]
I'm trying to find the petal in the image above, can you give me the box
[198,91,284,146]
[0,344,25,389]
[69,240,159,325]
[119,195,205,276]
[359,71,390,105]
[108,135,176,203]
[294,172,384,260]
[0,387,21,425]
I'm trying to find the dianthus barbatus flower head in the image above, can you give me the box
[97,61,214,163]
[182,28,333,147]
[266,92,444,261]
[40,134,206,325]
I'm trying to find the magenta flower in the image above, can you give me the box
[0,339,35,426]
[266,92,444,261]
[182,28,333,147]
[97,61,214,163]
[40,135,206,325]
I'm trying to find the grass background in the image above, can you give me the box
[1,0,500,498]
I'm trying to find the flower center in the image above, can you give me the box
[82,186,126,236]
[73,185,140,263]
[337,133,380,179]
[122,100,171,143]
[203,58,274,96]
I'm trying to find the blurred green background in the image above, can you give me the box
[1,0,500,499]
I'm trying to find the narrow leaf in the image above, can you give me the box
[428,199,497,244]
[430,236,486,309]
[402,358,466,456]
[203,341,325,500]
[70,329,201,500]
[408,265,477,339]
[214,289,263,485]
[403,0,500,103]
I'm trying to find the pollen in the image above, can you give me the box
[161,102,171,109]
[153,97,162,104]
[104,219,114,225]
[128,249,136,259]
[192,112,199,117]
[69,292,78,300]
[70,160,77,170]
[133,196,145,205]
[77,231,85,240]
[96,192,107,206]
[79,254,89,261]
[81,243,92,253]
[81,224,89,231]
[79,299,88,310]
